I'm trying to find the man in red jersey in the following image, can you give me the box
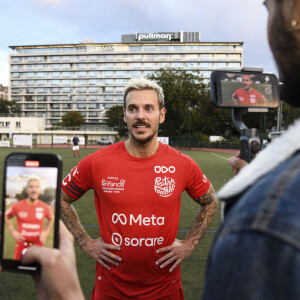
[5,178,54,260]
[61,77,218,299]
[232,74,266,106]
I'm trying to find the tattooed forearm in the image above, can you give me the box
[60,190,90,249]
[187,184,218,247]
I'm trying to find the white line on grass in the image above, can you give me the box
[210,152,229,161]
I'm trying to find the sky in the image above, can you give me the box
[0,0,277,86]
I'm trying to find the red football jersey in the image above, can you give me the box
[6,199,52,244]
[62,141,210,299]
[233,88,266,105]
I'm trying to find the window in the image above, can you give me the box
[36,80,46,86]
[89,87,100,93]
[77,96,87,101]
[12,80,21,86]
[89,71,100,77]
[37,88,47,93]
[103,78,114,85]
[51,95,61,101]
[12,65,23,71]
[171,62,182,68]
[131,71,141,77]
[50,87,60,93]
[61,79,72,85]
[62,87,72,93]
[49,55,61,61]
[50,72,60,78]
[186,62,198,68]
[115,70,127,77]
[62,56,72,61]
[130,46,142,52]
[12,57,22,63]
[78,71,87,77]
[62,71,71,77]
[78,64,87,69]
[62,47,74,53]
[77,79,87,85]
[132,63,141,69]
[89,63,99,69]
[36,72,46,78]
[25,72,34,78]
[77,87,86,93]
[24,57,35,62]
[36,64,47,70]
[51,64,61,70]
[50,80,60,85]
[77,55,87,61]
[62,64,71,69]
[26,88,35,94]
[104,70,113,76]
[37,96,47,101]
[89,79,100,85]
[105,63,114,69]
[16,122,21,128]
[26,64,35,70]
[12,73,21,78]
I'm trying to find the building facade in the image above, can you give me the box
[9,31,243,129]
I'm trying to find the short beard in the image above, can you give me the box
[269,7,300,107]
[130,129,157,146]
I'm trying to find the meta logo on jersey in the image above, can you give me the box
[111,213,165,247]
[112,213,165,226]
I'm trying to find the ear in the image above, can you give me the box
[159,108,166,124]
[123,108,127,123]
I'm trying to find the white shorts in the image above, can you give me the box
[72,145,79,151]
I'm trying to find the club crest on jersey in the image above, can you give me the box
[154,176,176,197]
[35,211,44,220]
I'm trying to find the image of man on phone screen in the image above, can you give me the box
[232,74,266,106]
[4,177,54,260]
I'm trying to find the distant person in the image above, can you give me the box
[22,221,85,300]
[61,77,218,299]
[232,74,266,106]
[203,0,300,299]
[5,178,54,260]
[72,134,80,157]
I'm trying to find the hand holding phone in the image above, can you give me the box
[0,152,62,273]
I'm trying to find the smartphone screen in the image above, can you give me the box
[0,153,62,273]
[211,71,280,109]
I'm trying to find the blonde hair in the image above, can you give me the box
[123,77,165,109]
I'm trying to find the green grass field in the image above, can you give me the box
[0,147,235,299]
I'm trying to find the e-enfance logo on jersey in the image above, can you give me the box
[102,176,125,194]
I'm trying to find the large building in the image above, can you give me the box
[9,31,243,129]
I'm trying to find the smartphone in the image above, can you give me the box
[0,153,62,273]
[211,70,280,109]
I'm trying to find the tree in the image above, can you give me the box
[106,105,127,137]
[148,67,236,140]
[59,111,85,128]
[0,98,20,114]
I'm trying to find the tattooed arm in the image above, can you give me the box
[155,184,218,272]
[60,190,122,270]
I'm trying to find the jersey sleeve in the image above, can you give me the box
[5,205,16,219]
[44,203,52,219]
[184,155,210,199]
[61,156,94,200]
